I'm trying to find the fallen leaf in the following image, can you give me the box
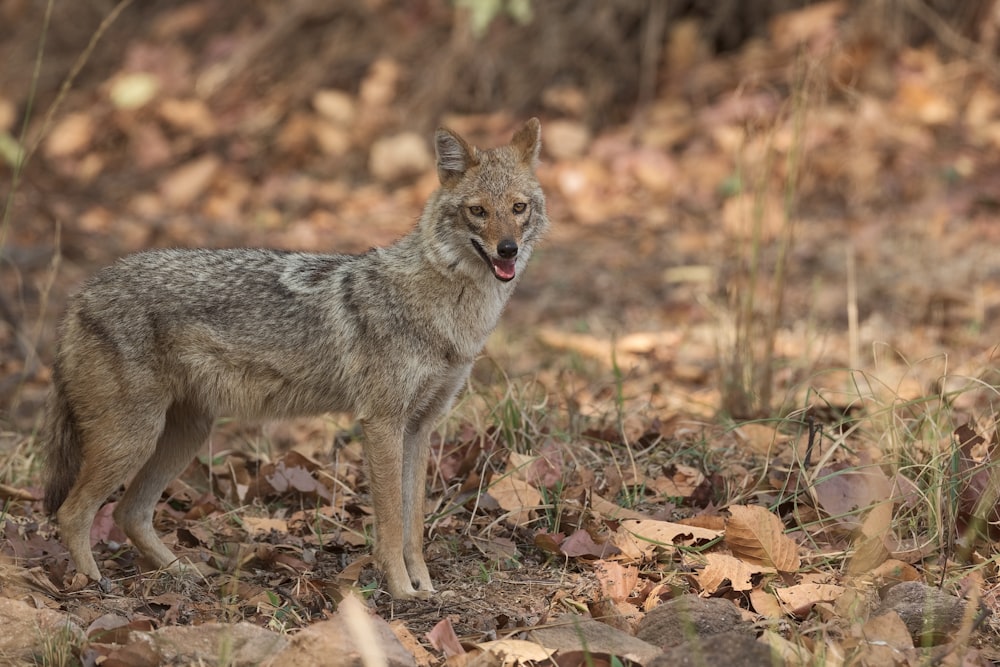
[593,560,638,601]
[390,620,435,667]
[614,518,722,561]
[725,505,801,572]
[775,583,844,617]
[735,423,787,456]
[811,463,892,531]
[560,529,620,559]
[749,588,785,618]
[243,517,288,538]
[488,476,541,527]
[698,552,773,593]
[589,494,648,521]
[475,639,556,666]
[427,617,465,657]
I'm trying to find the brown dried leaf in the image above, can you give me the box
[593,560,639,601]
[560,529,620,559]
[725,505,801,572]
[390,620,436,667]
[427,617,465,657]
[811,463,892,531]
[243,517,288,539]
[698,552,773,593]
[749,588,785,619]
[475,639,556,665]
[614,519,722,561]
[488,476,541,527]
[775,583,844,617]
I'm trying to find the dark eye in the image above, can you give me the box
[512,202,527,214]
[469,205,486,217]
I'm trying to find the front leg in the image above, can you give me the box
[361,418,427,599]
[401,421,434,593]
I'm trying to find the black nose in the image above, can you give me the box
[497,239,518,259]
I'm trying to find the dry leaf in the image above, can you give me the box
[589,494,648,521]
[846,500,893,575]
[475,639,555,666]
[811,463,892,531]
[698,552,773,593]
[593,560,639,601]
[242,517,288,538]
[614,519,722,561]
[391,620,436,667]
[735,423,786,456]
[427,617,465,657]
[868,558,921,585]
[775,583,845,617]
[560,529,620,559]
[749,588,785,619]
[725,505,801,572]
[488,476,541,527]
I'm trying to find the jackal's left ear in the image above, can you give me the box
[435,127,478,186]
[511,118,541,168]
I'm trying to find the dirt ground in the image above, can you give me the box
[3,1,1000,665]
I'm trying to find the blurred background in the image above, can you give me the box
[2,0,1000,428]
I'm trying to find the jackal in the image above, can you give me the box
[43,119,548,599]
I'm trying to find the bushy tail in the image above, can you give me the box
[42,375,82,515]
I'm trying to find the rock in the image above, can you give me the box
[135,622,286,666]
[636,594,752,649]
[528,614,661,665]
[649,630,780,667]
[368,132,432,183]
[0,598,83,666]
[875,581,968,646]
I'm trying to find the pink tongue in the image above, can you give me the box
[492,258,516,280]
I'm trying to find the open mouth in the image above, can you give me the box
[471,239,516,282]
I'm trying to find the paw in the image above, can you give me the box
[389,582,434,600]
[384,573,435,600]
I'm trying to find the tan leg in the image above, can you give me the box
[114,402,212,572]
[362,417,426,599]
[57,414,164,582]
[401,422,434,593]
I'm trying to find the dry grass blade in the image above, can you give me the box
[724,504,801,572]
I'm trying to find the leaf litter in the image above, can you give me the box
[2,0,1000,664]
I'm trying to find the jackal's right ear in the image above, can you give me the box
[435,128,478,185]
[511,117,541,169]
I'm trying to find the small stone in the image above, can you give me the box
[649,631,780,667]
[636,594,752,649]
[875,581,969,646]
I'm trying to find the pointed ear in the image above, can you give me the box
[435,127,477,185]
[510,117,541,168]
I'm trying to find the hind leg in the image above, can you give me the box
[114,401,213,573]
[57,411,166,582]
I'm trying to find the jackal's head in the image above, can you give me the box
[433,118,548,282]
